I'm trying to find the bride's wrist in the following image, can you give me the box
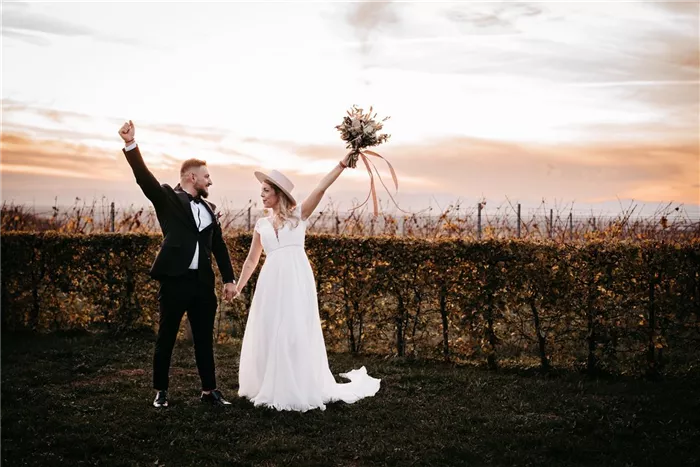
[339,160,347,169]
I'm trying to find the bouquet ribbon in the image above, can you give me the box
[350,150,409,216]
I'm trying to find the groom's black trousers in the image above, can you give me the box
[153,270,218,391]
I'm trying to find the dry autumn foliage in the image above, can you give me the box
[2,231,698,377]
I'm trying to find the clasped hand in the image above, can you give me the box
[223,282,241,301]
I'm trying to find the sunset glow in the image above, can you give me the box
[2,1,698,215]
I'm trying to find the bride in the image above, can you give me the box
[233,155,381,412]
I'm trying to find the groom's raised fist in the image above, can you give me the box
[119,120,135,142]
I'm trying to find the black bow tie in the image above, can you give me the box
[187,193,202,204]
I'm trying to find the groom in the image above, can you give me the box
[119,120,236,408]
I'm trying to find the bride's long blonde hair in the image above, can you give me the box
[267,182,300,229]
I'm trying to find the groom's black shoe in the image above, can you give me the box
[153,390,169,408]
[200,389,232,406]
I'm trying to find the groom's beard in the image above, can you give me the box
[196,187,209,198]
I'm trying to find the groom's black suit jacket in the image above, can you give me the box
[123,146,235,286]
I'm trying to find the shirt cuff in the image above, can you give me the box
[124,141,137,151]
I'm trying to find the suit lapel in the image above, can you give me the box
[174,185,198,230]
[201,200,217,225]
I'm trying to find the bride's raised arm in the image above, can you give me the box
[300,154,351,221]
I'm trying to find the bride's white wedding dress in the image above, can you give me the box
[238,205,381,412]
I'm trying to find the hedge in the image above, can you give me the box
[2,232,698,375]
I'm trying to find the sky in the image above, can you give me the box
[2,0,699,217]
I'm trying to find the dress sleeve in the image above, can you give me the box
[294,204,307,224]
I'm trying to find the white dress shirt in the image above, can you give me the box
[188,200,213,269]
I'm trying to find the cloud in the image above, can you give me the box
[1,123,111,144]
[1,3,141,46]
[3,125,698,206]
[396,137,699,204]
[1,28,52,46]
[444,2,542,34]
[653,1,700,17]
[2,4,94,37]
[2,129,698,213]
[145,123,231,144]
[345,1,399,58]
[347,2,698,146]
[279,136,700,206]
[355,2,697,86]
[1,132,123,179]
[2,3,697,212]
[0,130,266,208]
[2,98,123,127]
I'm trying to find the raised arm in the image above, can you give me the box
[234,229,264,296]
[118,120,167,208]
[300,154,350,221]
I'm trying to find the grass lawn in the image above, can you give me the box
[2,332,699,466]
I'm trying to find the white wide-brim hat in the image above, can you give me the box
[254,169,296,206]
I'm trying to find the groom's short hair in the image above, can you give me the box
[180,158,207,176]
